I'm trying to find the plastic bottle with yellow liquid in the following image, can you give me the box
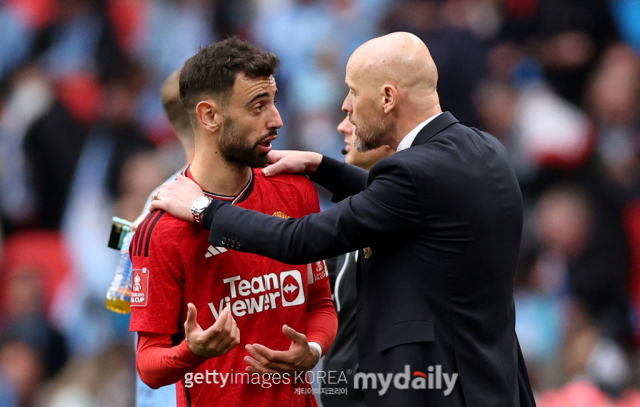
[105,218,134,314]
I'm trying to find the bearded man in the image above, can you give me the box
[129,37,337,407]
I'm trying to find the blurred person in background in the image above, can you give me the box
[535,185,631,343]
[584,43,640,192]
[321,115,392,407]
[53,57,162,356]
[536,301,640,406]
[129,67,193,407]
[498,0,619,106]
[0,268,68,407]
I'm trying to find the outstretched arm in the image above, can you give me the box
[202,160,425,264]
[150,159,424,265]
[262,151,369,201]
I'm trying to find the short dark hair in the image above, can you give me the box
[179,37,279,114]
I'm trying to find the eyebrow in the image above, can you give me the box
[246,89,278,107]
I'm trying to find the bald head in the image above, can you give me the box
[349,32,438,95]
[343,32,442,151]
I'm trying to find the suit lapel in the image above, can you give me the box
[411,111,459,147]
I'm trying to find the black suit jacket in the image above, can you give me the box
[202,112,536,406]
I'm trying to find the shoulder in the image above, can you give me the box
[255,168,313,187]
[254,169,317,196]
[130,210,194,258]
[369,154,421,179]
[253,169,319,215]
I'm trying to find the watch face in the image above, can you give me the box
[193,196,211,212]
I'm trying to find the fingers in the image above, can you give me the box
[245,344,272,366]
[282,324,307,345]
[262,163,281,177]
[131,213,146,231]
[262,150,292,176]
[203,308,241,349]
[204,307,230,335]
[184,303,201,333]
[244,356,280,374]
[247,343,293,365]
[267,150,283,161]
[149,199,165,212]
[244,345,292,373]
[222,308,241,349]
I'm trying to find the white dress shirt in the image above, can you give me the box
[396,112,443,152]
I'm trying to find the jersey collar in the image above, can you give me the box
[183,165,255,204]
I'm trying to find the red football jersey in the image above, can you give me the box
[130,168,331,407]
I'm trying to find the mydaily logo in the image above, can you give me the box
[354,365,458,396]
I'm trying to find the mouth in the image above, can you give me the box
[257,134,277,153]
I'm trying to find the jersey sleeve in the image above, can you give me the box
[301,177,321,215]
[129,210,184,335]
[136,332,206,389]
[298,179,338,354]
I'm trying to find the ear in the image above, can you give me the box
[195,99,222,133]
[382,84,397,114]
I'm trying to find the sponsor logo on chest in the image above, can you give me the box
[208,270,305,320]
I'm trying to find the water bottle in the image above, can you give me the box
[105,218,134,314]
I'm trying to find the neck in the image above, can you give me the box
[190,135,251,196]
[388,98,442,150]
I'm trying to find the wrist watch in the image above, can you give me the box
[191,196,213,223]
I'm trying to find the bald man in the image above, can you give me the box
[152,33,536,407]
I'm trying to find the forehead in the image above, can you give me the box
[232,74,277,99]
[345,58,364,87]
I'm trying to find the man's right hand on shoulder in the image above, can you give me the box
[184,303,240,358]
[262,150,322,177]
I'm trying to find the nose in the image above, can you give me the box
[337,116,352,137]
[342,93,352,113]
[269,105,284,129]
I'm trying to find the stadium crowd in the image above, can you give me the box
[0,0,639,405]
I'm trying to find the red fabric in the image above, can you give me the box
[7,0,59,29]
[106,0,147,52]
[1,230,71,315]
[616,389,640,407]
[537,380,611,407]
[304,260,338,353]
[130,169,336,406]
[622,199,640,346]
[55,74,104,126]
[136,333,206,389]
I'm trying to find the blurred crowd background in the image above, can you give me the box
[1,0,640,406]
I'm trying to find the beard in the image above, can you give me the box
[353,114,386,152]
[219,117,273,168]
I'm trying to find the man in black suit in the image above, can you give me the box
[152,32,536,407]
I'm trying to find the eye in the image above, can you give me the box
[253,104,265,113]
